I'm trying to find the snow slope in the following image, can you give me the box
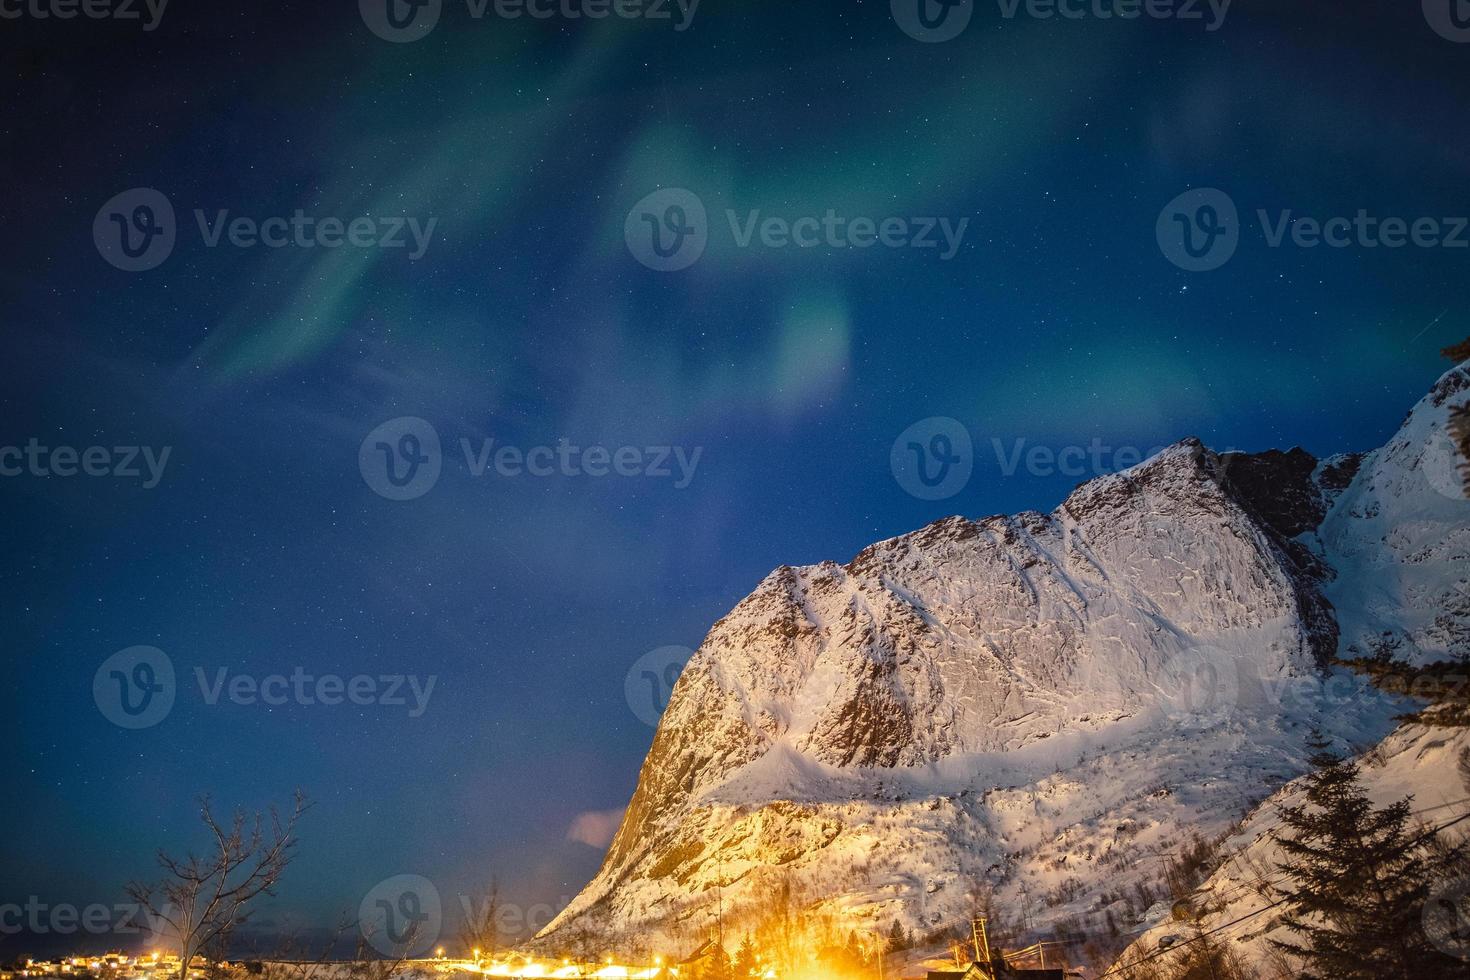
[1317,363,1470,665]
[1116,723,1470,976]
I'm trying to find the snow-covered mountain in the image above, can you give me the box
[537,362,1470,955]
[1318,363,1470,666]
[1106,364,1470,974]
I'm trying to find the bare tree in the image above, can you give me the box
[458,878,504,960]
[128,792,311,980]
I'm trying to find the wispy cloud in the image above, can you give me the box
[566,808,625,849]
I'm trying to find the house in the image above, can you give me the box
[926,966,1067,980]
[927,966,990,980]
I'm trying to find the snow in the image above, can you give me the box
[1317,362,1470,665]
[1117,723,1470,975]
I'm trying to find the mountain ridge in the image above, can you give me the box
[537,362,1470,960]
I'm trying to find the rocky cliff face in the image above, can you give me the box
[538,363,1470,953]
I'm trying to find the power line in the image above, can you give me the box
[1149,796,1470,926]
[1096,805,1470,978]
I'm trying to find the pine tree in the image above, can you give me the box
[732,936,756,978]
[1269,736,1466,978]
[701,944,732,980]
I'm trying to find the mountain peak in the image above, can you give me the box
[537,370,1469,956]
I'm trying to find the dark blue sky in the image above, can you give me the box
[3,0,1468,956]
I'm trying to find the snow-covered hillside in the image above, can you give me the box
[1115,723,1470,976]
[536,363,1470,960]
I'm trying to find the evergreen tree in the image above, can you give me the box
[1269,736,1466,978]
[700,944,732,980]
[732,936,756,978]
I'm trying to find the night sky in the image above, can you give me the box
[3,0,1469,957]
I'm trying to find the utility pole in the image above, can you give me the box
[971,917,994,980]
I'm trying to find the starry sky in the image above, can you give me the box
[3,0,1468,958]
